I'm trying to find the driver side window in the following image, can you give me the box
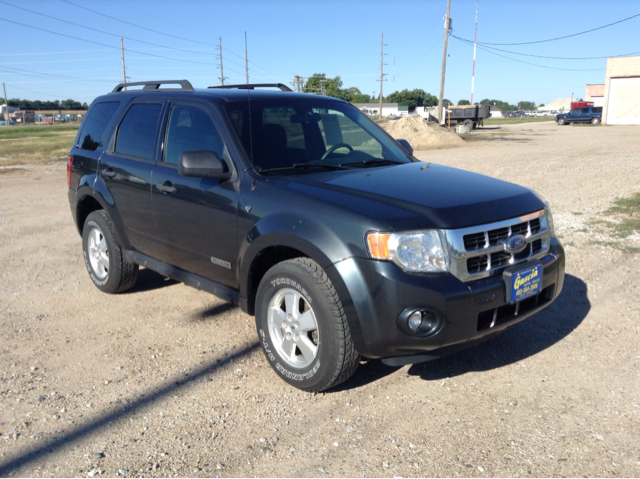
[164,106,225,165]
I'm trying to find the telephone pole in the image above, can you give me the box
[437,0,452,123]
[121,37,127,91]
[378,33,388,120]
[244,32,249,84]
[2,83,9,127]
[218,37,228,85]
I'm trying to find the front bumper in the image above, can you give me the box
[327,237,565,360]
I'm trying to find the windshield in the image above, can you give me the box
[224,97,412,173]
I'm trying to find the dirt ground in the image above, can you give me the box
[1,121,639,478]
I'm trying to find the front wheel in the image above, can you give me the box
[255,258,360,392]
[557,118,566,125]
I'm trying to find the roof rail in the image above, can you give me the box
[111,80,194,93]
[208,83,293,92]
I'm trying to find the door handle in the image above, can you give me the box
[101,168,115,178]
[156,181,176,194]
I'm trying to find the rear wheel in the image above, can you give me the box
[591,117,601,125]
[82,210,138,294]
[255,258,360,392]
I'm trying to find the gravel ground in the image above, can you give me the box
[1,121,639,478]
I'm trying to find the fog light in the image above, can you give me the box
[398,307,443,337]
[408,311,423,332]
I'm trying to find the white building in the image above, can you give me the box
[603,55,640,125]
[353,103,400,118]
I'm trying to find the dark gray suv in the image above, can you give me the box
[68,80,565,391]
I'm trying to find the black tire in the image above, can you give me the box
[82,210,138,294]
[591,117,601,125]
[462,119,473,128]
[255,257,360,392]
[557,118,566,125]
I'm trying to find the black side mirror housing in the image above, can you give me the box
[396,139,413,155]
[178,150,232,180]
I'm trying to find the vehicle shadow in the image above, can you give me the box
[335,274,589,390]
[124,268,177,294]
[190,302,238,322]
[0,342,260,476]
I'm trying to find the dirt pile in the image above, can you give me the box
[384,115,464,150]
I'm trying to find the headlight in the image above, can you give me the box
[530,189,555,236]
[367,230,449,273]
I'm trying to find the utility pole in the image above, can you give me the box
[218,37,228,86]
[437,0,452,123]
[378,33,388,120]
[2,83,9,127]
[121,37,127,91]
[244,32,249,84]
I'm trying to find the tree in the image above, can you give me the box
[304,74,344,99]
[479,98,516,112]
[517,101,537,111]
[457,99,471,105]
[386,89,438,112]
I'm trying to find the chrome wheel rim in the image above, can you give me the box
[88,226,109,280]
[267,287,319,369]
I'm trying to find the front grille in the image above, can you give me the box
[477,285,554,331]
[447,210,551,282]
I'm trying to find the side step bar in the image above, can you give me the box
[124,250,240,305]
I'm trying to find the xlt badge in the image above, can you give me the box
[211,257,231,269]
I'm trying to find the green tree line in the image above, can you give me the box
[0,98,89,110]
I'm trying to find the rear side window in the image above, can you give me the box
[115,104,163,160]
[78,101,119,151]
[593,107,603,113]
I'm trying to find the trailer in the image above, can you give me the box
[444,104,492,129]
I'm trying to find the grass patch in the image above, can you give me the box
[0,124,79,140]
[0,136,74,165]
[0,167,26,174]
[483,117,554,125]
[601,193,640,239]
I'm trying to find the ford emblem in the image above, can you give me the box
[504,235,528,254]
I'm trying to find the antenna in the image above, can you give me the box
[379,33,388,120]
[470,0,479,104]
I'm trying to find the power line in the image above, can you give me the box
[61,0,219,47]
[456,12,640,46]
[0,1,222,60]
[4,83,96,99]
[0,49,113,57]
[451,37,606,72]
[452,35,640,60]
[0,18,221,67]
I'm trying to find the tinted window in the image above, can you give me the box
[581,108,590,114]
[593,107,603,113]
[164,106,225,164]
[116,104,162,160]
[225,98,410,173]
[78,101,119,151]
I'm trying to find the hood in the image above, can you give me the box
[268,162,544,231]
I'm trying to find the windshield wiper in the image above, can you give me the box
[339,159,405,168]
[259,163,349,173]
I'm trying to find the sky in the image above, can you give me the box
[1,0,639,107]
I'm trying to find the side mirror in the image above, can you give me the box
[396,139,413,155]
[178,150,232,180]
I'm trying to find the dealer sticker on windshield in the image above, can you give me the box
[504,263,543,304]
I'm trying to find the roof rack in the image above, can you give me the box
[111,80,194,93]
[208,83,293,92]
